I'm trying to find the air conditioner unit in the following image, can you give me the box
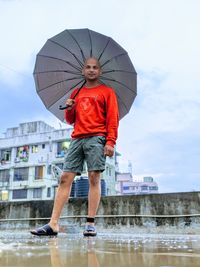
[52,165,62,181]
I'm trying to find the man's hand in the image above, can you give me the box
[104,144,114,157]
[66,99,75,110]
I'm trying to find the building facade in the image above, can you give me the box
[116,174,159,195]
[0,121,116,201]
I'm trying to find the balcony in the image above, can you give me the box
[0,181,9,189]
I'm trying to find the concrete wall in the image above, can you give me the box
[1,192,200,234]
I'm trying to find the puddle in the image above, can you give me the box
[0,231,200,266]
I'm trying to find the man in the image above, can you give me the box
[30,57,119,237]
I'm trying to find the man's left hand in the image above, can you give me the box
[104,145,114,157]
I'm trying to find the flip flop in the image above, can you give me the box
[30,224,58,236]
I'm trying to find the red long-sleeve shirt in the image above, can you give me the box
[65,84,119,147]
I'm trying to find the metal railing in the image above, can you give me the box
[0,213,200,222]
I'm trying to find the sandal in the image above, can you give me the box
[30,224,58,236]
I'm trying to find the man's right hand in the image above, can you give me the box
[66,99,75,110]
[104,144,114,157]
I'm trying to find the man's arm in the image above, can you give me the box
[105,89,119,157]
[64,99,76,125]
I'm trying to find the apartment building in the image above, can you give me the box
[116,174,159,195]
[0,121,116,201]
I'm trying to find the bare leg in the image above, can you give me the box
[49,172,76,232]
[87,171,101,225]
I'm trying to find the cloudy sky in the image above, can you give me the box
[0,0,199,193]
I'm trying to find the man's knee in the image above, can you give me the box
[89,171,100,187]
[60,172,74,185]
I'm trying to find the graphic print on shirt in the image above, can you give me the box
[79,96,98,114]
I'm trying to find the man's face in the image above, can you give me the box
[82,58,101,81]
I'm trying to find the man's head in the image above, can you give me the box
[82,57,101,82]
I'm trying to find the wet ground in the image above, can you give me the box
[0,231,200,267]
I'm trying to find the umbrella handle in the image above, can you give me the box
[59,105,70,110]
[59,80,86,110]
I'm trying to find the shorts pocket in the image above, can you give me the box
[97,136,106,145]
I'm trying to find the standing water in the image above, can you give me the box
[0,231,200,267]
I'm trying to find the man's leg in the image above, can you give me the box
[30,138,84,236]
[87,171,101,224]
[49,171,76,232]
[30,171,76,235]
[83,171,101,236]
[83,136,106,236]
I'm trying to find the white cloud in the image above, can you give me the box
[0,66,24,87]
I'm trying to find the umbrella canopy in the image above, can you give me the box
[33,28,137,121]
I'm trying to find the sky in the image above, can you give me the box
[0,0,199,193]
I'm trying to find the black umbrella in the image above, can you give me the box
[33,28,137,121]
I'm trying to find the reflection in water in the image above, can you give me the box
[0,232,200,267]
[48,238,100,267]
[49,239,64,267]
[87,239,100,267]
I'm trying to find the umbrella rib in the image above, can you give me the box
[34,70,81,75]
[38,76,84,92]
[101,52,128,68]
[102,69,136,75]
[100,76,137,93]
[66,30,86,63]
[99,79,129,113]
[49,39,84,68]
[48,79,85,109]
[35,55,82,72]
[98,37,111,61]
[87,29,93,57]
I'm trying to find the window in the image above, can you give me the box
[12,189,27,199]
[16,146,29,162]
[31,145,38,153]
[0,169,10,183]
[47,187,51,198]
[129,186,135,190]
[33,188,42,198]
[149,186,158,190]
[47,165,52,175]
[57,141,70,157]
[0,190,9,201]
[14,168,29,181]
[141,185,148,191]
[123,186,129,190]
[0,149,11,162]
[42,144,45,149]
[35,166,44,180]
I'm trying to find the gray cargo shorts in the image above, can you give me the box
[63,136,106,175]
